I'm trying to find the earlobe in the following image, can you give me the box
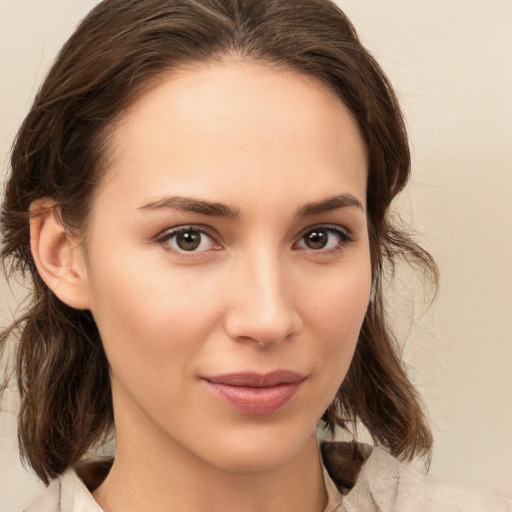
[29,199,91,310]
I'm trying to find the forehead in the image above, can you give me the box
[99,59,368,210]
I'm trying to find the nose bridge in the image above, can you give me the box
[224,244,299,345]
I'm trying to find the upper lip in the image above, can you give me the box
[202,370,305,387]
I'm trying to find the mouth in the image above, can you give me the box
[201,370,305,415]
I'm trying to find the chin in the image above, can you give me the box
[198,425,318,474]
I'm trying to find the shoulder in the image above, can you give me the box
[361,445,512,512]
[321,441,512,512]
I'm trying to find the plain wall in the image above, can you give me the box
[1,0,511,510]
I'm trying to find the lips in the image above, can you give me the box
[201,370,305,415]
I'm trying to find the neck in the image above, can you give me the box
[93,429,327,512]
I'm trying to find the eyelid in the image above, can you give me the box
[153,223,354,256]
[155,224,222,254]
[294,224,354,251]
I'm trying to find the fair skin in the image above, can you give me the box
[31,59,370,512]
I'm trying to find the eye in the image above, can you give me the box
[157,226,220,253]
[294,226,352,252]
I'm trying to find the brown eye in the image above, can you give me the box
[176,230,201,251]
[159,226,219,253]
[304,230,328,249]
[295,227,352,252]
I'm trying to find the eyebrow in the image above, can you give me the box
[138,196,240,218]
[296,194,365,218]
[138,193,364,219]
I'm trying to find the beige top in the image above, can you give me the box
[24,442,512,512]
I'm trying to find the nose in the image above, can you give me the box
[223,251,302,347]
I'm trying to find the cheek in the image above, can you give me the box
[87,261,222,389]
[304,257,371,384]
[306,260,371,337]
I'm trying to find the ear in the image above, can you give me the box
[29,199,91,310]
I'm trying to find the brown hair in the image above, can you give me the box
[1,0,437,484]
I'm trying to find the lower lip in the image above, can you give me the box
[203,380,302,415]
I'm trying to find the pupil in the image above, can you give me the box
[177,231,201,251]
[306,230,327,249]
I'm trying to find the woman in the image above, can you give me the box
[0,0,510,511]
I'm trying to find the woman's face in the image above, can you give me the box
[81,60,371,472]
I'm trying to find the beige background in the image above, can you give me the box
[1,0,511,509]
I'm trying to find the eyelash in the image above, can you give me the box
[294,225,354,254]
[156,225,221,256]
[155,224,354,256]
